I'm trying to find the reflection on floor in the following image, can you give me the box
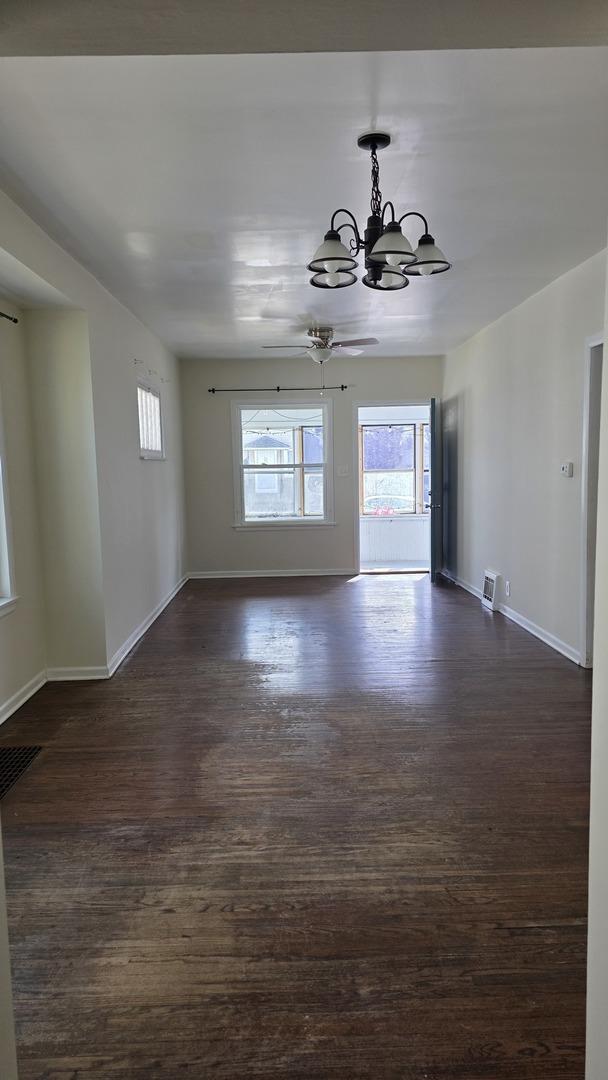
[0,575,592,1079]
[360,559,429,573]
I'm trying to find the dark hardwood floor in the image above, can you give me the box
[0,575,591,1079]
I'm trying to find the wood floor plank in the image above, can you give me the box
[0,575,591,1078]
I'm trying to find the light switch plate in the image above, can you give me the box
[560,461,574,477]
[337,466,349,477]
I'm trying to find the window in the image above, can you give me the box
[359,421,430,516]
[0,410,14,609]
[137,384,164,459]
[233,404,333,525]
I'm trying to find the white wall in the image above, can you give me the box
[360,517,430,565]
[585,248,608,1079]
[181,354,443,575]
[25,309,107,671]
[0,189,185,674]
[0,300,46,719]
[443,250,606,659]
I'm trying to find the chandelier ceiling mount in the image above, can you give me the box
[308,132,451,291]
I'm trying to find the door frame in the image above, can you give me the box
[351,399,432,574]
[579,333,604,667]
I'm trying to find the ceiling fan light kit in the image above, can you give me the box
[308,132,451,291]
[262,326,379,363]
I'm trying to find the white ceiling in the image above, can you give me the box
[0,49,607,359]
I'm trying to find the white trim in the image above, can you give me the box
[46,578,187,681]
[0,596,18,619]
[352,400,432,573]
[187,569,357,579]
[453,576,579,665]
[579,333,604,668]
[0,670,46,727]
[106,575,187,675]
[230,399,334,527]
[232,521,336,531]
[46,666,109,681]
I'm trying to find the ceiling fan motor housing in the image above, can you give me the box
[308,327,334,347]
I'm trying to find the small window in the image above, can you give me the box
[0,405,14,604]
[233,404,333,525]
[137,384,164,459]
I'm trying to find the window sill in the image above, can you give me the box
[234,521,336,531]
[359,514,430,520]
[139,453,166,461]
[0,596,18,618]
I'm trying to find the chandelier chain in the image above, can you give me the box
[370,146,382,217]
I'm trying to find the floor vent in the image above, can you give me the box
[481,570,500,611]
[0,746,42,800]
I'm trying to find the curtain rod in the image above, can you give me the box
[0,311,19,324]
[208,384,348,394]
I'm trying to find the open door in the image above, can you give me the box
[429,397,443,583]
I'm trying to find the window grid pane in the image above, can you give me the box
[363,470,415,514]
[362,424,414,471]
[359,421,431,516]
[239,408,327,523]
[138,386,163,455]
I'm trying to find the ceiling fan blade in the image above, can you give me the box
[333,337,379,348]
[262,344,307,349]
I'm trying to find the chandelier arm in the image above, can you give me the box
[397,210,429,234]
[381,201,396,226]
[330,207,362,240]
[335,220,364,255]
[330,206,365,250]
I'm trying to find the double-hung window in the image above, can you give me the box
[359,421,429,516]
[0,396,15,613]
[233,403,333,525]
[137,384,164,459]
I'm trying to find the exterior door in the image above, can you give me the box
[429,397,443,583]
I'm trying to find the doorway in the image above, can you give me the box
[356,405,431,573]
[580,338,603,667]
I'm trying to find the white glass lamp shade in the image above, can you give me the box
[310,269,357,289]
[307,347,333,364]
[308,230,357,272]
[405,233,451,276]
[362,267,408,291]
[369,223,416,266]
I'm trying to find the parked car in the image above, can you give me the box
[363,495,413,515]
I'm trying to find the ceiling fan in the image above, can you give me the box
[262,326,378,364]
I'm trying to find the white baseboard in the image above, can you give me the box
[46,666,109,681]
[0,579,188,721]
[453,576,580,665]
[187,569,358,579]
[46,578,188,681]
[107,576,187,676]
[0,670,46,727]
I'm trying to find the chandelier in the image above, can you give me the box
[308,133,451,291]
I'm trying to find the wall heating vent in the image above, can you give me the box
[481,570,500,611]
